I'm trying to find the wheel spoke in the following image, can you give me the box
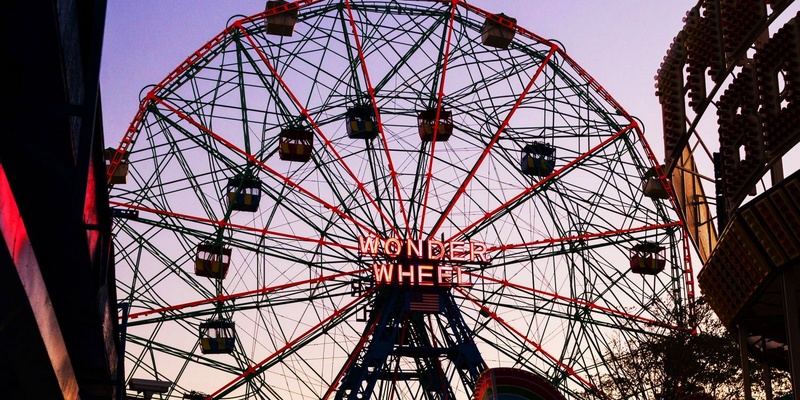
[110,2,692,399]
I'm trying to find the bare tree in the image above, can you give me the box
[587,298,791,400]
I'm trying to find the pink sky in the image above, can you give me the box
[100,1,698,161]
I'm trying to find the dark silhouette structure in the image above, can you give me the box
[1,0,119,399]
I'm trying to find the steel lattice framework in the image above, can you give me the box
[108,1,693,399]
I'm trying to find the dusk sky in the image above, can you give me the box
[97,4,799,396]
[100,1,699,161]
[99,0,800,264]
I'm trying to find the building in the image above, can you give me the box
[1,0,119,399]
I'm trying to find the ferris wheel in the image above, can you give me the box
[107,1,693,399]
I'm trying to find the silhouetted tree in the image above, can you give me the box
[586,297,791,399]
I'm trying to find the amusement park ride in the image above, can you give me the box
[102,0,799,398]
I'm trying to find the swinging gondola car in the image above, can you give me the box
[198,319,236,354]
[194,242,232,279]
[278,128,313,162]
[183,391,209,400]
[643,165,671,199]
[629,241,666,275]
[264,0,297,36]
[346,105,379,139]
[418,108,454,141]
[480,13,516,49]
[111,207,139,219]
[104,147,129,184]
[226,176,262,212]
[520,142,556,177]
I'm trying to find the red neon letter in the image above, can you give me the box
[438,265,452,285]
[418,264,434,286]
[454,266,465,285]
[406,239,423,259]
[372,263,394,284]
[359,235,380,255]
[470,242,489,263]
[397,264,414,284]
[427,239,444,260]
[448,241,468,261]
[385,237,402,258]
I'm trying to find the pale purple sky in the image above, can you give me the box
[100,1,698,161]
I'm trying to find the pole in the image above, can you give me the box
[117,302,130,400]
[782,267,799,395]
[739,324,753,400]
[763,360,772,400]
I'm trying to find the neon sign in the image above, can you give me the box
[358,235,491,286]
